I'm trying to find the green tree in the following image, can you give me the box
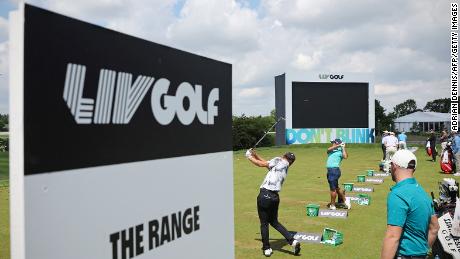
[232,114,275,150]
[375,100,395,134]
[393,99,417,118]
[0,137,8,152]
[270,109,276,121]
[424,98,451,113]
[0,114,7,131]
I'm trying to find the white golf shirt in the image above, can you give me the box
[260,157,289,192]
[382,135,388,144]
[384,135,399,148]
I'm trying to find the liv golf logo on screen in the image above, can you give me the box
[10,4,233,259]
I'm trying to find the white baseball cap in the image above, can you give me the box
[391,150,417,169]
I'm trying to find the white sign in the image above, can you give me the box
[293,232,322,244]
[365,178,384,184]
[352,186,374,192]
[438,213,460,258]
[373,173,390,177]
[318,209,348,219]
[10,4,234,259]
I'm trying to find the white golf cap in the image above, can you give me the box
[391,150,417,169]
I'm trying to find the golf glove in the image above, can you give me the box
[245,149,252,158]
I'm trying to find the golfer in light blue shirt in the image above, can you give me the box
[398,132,407,150]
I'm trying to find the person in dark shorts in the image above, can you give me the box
[246,149,300,257]
[427,130,438,162]
[382,130,389,160]
[326,138,348,210]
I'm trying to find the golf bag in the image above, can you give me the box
[440,143,454,174]
[431,179,460,259]
[426,140,432,156]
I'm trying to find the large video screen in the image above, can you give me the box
[292,82,369,128]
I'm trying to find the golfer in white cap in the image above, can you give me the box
[245,149,301,257]
[381,150,439,259]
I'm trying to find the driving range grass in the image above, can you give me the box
[0,152,9,259]
[234,144,444,259]
[0,145,448,259]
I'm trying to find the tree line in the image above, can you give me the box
[233,98,451,150]
[0,98,451,150]
[232,111,276,150]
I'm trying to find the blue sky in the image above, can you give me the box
[0,1,15,18]
[0,0,452,115]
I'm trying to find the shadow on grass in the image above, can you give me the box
[254,239,299,256]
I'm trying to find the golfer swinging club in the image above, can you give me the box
[326,138,349,210]
[246,148,300,257]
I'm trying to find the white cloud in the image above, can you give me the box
[293,51,322,70]
[166,0,260,58]
[238,87,267,98]
[262,0,412,32]
[375,79,450,112]
[0,0,453,116]
[233,85,275,116]
[28,0,176,44]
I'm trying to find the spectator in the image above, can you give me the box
[452,132,460,176]
[382,130,389,160]
[440,130,448,155]
[397,132,407,150]
[427,130,437,162]
[384,132,399,161]
[381,150,439,259]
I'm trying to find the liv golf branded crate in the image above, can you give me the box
[10,4,233,259]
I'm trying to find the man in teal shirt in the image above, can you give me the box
[326,138,348,210]
[381,150,439,259]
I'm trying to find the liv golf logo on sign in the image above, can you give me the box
[10,4,233,259]
[63,63,219,125]
[318,209,348,219]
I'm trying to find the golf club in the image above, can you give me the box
[253,116,285,148]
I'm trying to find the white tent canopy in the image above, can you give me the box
[393,111,450,132]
